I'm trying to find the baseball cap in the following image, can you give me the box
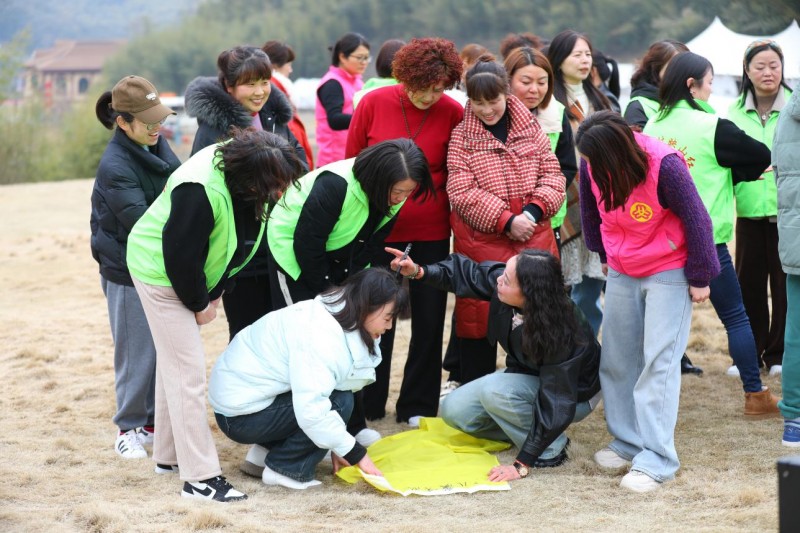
[111,75,175,124]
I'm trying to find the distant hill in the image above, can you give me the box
[0,0,202,50]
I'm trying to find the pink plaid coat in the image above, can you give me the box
[446,94,565,338]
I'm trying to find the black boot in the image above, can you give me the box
[681,354,703,375]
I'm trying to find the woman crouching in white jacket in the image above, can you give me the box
[209,267,406,489]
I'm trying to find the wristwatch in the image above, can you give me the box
[513,460,530,478]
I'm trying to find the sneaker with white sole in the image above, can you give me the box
[240,444,268,478]
[620,470,661,493]
[594,447,630,469]
[137,426,154,446]
[783,419,800,448]
[115,429,147,459]
[262,465,322,490]
[440,380,461,400]
[182,476,247,502]
[354,428,381,447]
[769,365,783,377]
[726,365,740,377]
[154,463,179,474]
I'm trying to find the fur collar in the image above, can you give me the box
[185,76,293,133]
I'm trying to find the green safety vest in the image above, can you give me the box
[268,158,403,280]
[644,99,733,244]
[626,95,660,121]
[543,100,567,228]
[727,88,792,218]
[127,143,264,289]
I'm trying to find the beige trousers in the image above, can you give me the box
[132,278,221,482]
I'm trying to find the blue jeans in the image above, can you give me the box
[570,275,604,337]
[600,267,691,482]
[440,371,593,460]
[710,244,762,393]
[215,390,354,482]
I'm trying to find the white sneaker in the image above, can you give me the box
[769,365,783,377]
[726,365,741,377]
[620,470,661,493]
[115,430,147,459]
[240,444,268,478]
[594,447,630,469]
[440,381,461,400]
[407,416,423,428]
[354,428,381,447]
[154,463,179,474]
[137,426,154,446]
[262,465,322,490]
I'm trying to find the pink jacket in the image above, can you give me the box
[588,132,688,277]
[315,66,362,166]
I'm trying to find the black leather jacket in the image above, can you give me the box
[423,254,601,465]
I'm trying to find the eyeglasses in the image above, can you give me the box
[744,39,782,60]
[142,117,168,131]
[349,54,371,63]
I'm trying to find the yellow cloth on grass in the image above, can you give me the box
[336,417,511,496]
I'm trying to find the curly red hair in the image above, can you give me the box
[392,38,462,92]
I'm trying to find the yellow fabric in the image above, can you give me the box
[336,417,511,496]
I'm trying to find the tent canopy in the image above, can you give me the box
[686,17,800,81]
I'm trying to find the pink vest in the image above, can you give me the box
[315,66,363,166]
[588,132,688,278]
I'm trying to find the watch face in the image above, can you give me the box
[515,462,529,477]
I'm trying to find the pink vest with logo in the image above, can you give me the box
[315,66,363,166]
[588,132,688,278]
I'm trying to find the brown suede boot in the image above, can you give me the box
[744,387,781,418]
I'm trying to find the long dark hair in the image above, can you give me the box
[630,40,689,90]
[515,250,580,366]
[592,50,620,98]
[323,267,409,354]
[657,52,713,118]
[214,129,304,221]
[95,91,133,130]
[330,32,370,67]
[737,40,791,109]
[217,46,272,90]
[352,138,434,217]
[576,110,649,211]
[547,30,611,120]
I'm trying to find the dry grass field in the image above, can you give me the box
[0,178,790,532]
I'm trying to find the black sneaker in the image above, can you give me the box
[533,438,570,468]
[181,476,247,502]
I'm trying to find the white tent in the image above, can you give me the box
[686,17,800,81]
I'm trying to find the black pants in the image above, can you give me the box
[221,274,273,341]
[442,313,498,384]
[359,239,450,423]
[735,218,787,368]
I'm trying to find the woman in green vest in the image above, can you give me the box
[729,39,793,377]
[644,52,780,418]
[624,40,688,128]
[126,129,305,502]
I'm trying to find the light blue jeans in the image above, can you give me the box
[600,267,692,482]
[440,371,593,460]
[570,275,605,337]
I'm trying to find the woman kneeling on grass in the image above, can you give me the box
[578,111,720,492]
[389,247,600,483]
[209,268,407,489]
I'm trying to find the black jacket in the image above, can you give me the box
[422,254,601,465]
[90,127,181,286]
[185,76,309,277]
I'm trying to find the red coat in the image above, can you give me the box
[271,77,314,170]
[446,94,565,338]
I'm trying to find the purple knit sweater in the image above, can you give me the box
[580,154,720,287]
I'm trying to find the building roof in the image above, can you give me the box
[24,40,126,73]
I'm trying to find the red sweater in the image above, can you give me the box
[345,84,464,241]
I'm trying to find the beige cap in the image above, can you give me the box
[111,75,175,124]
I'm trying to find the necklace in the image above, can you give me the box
[399,95,431,140]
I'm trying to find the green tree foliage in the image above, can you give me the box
[0,28,29,100]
